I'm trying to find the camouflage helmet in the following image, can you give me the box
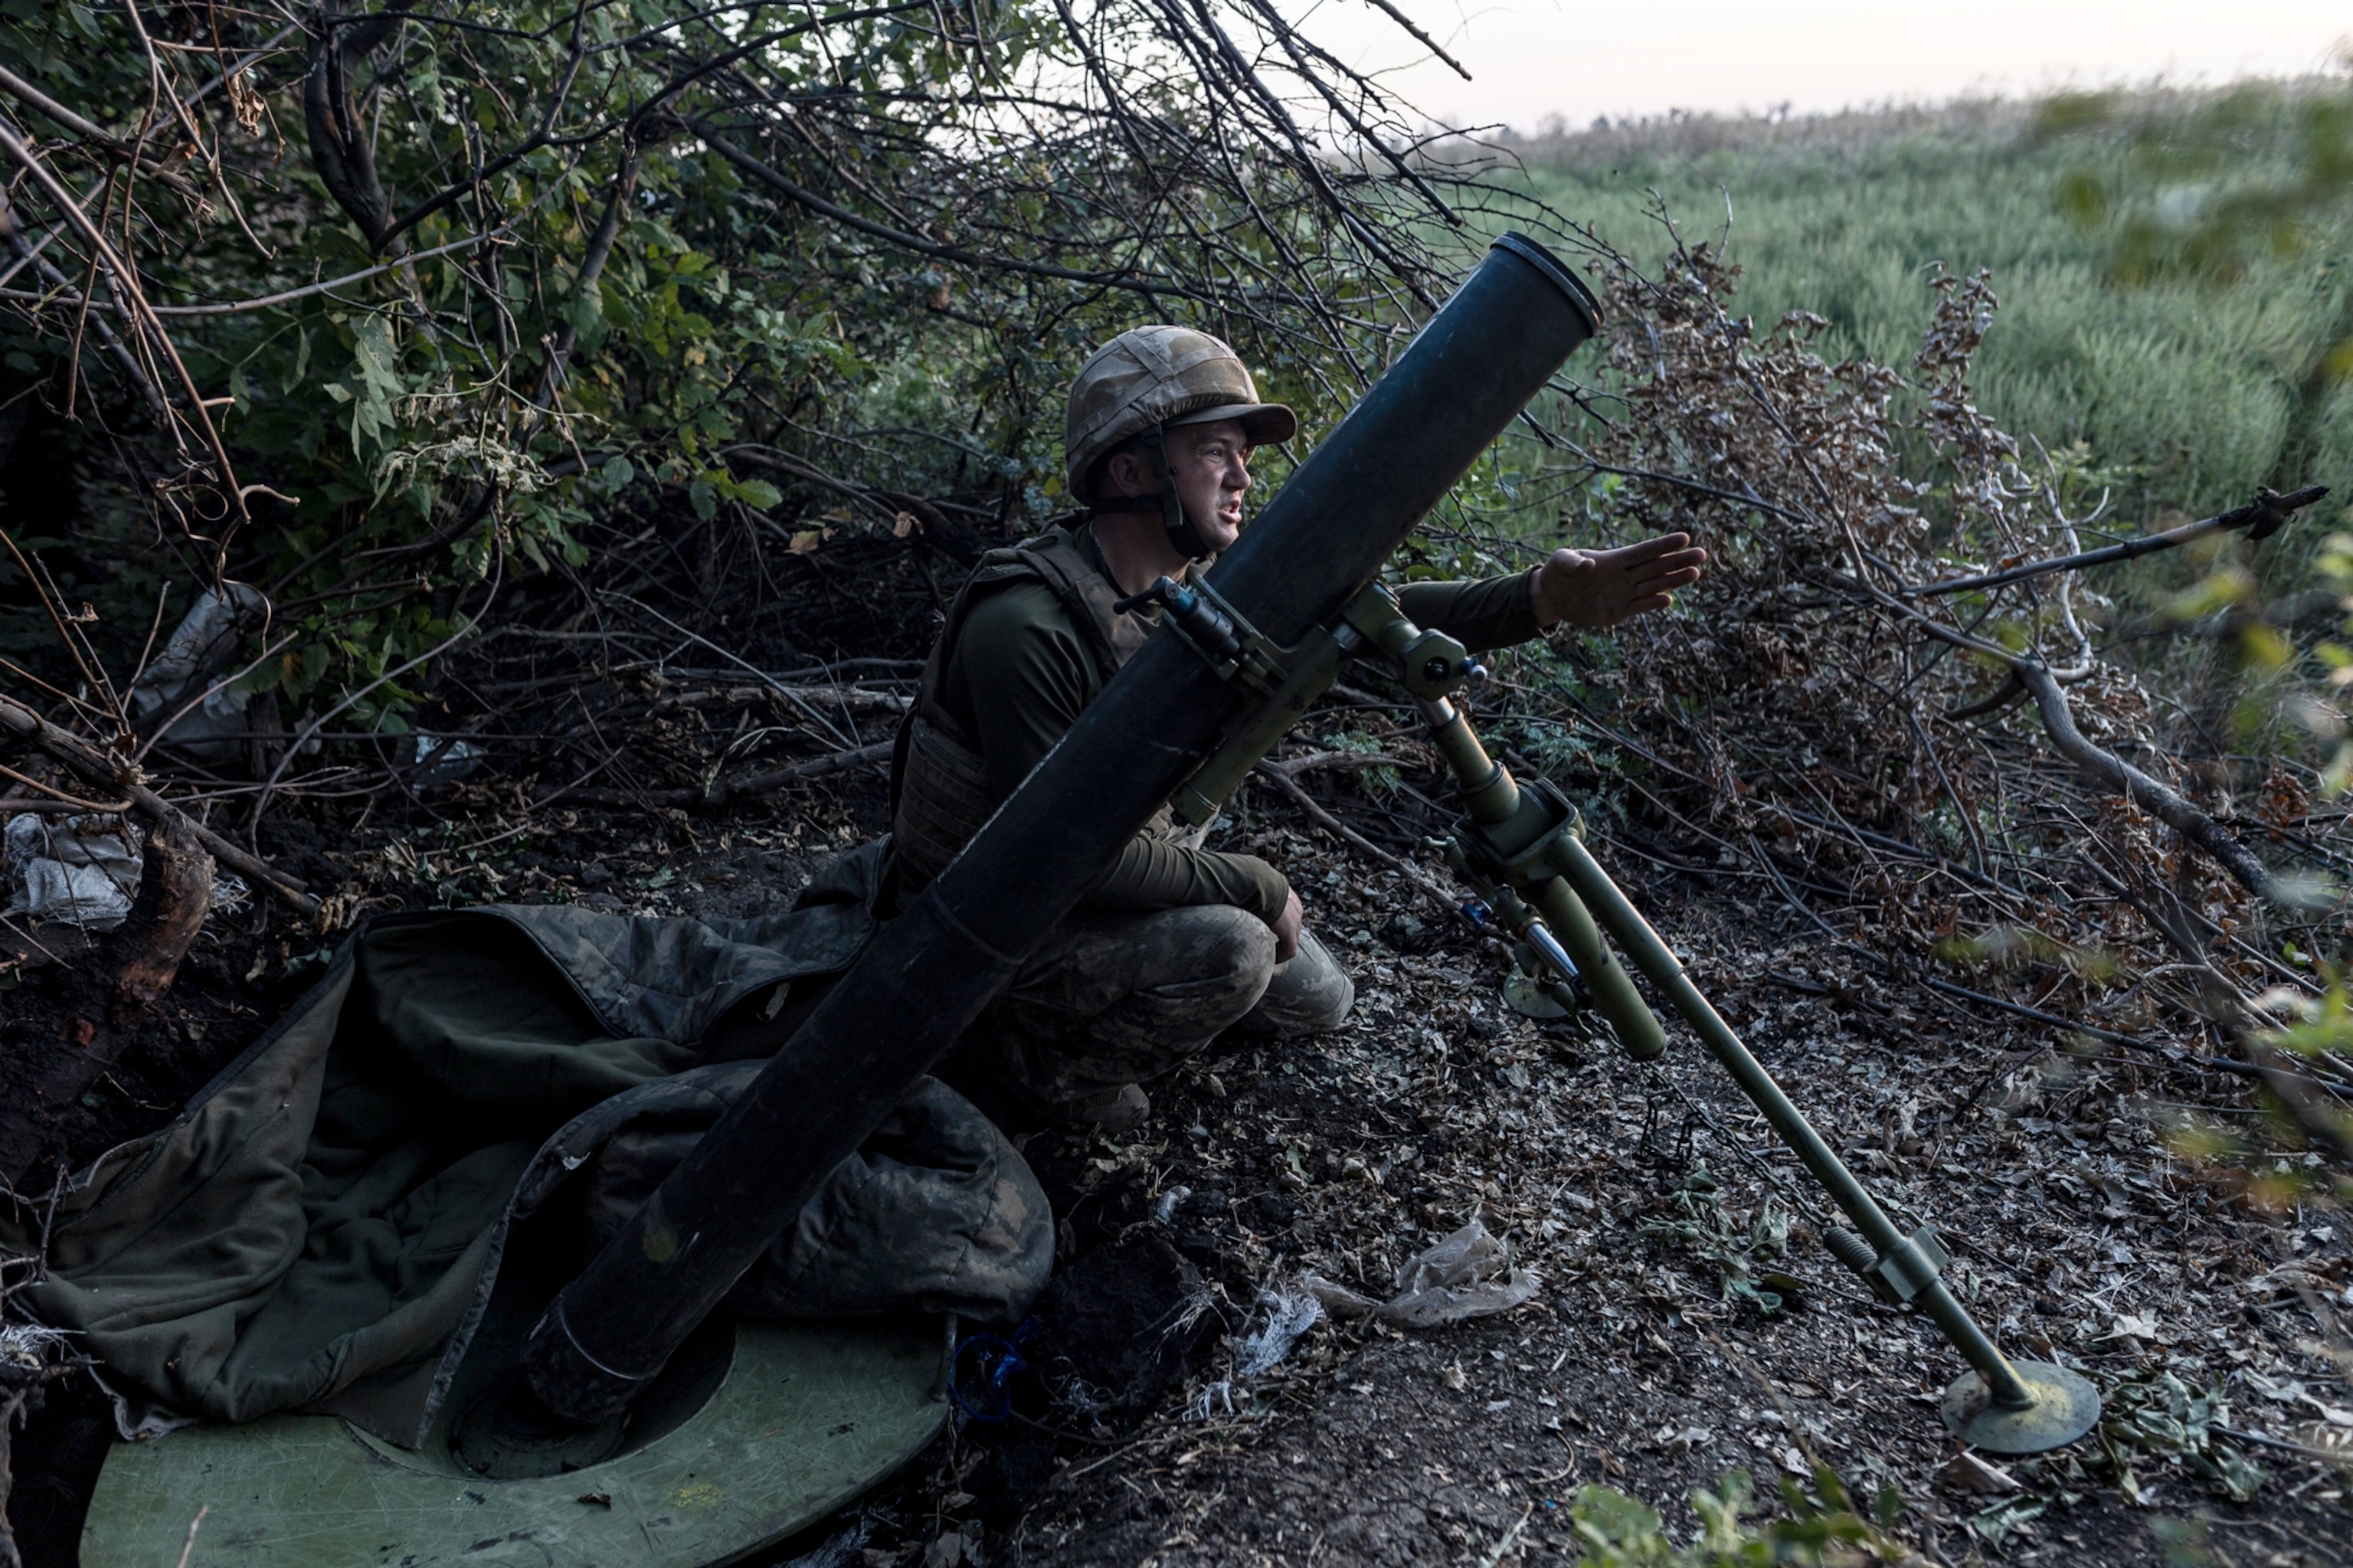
[1064,326,1296,501]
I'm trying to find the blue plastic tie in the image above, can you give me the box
[947,1319,1038,1422]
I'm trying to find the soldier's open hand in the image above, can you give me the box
[1530,532,1707,630]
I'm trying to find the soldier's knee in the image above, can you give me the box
[1237,926,1353,1038]
[1191,905,1278,997]
[1292,963,1353,1034]
[1129,904,1275,1028]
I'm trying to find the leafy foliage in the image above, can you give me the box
[2040,76,2353,489]
[2094,1370,2266,1505]
[1570,1466,1916,1566]
[0,0,1515,725]
[1638,1165,1796,1315]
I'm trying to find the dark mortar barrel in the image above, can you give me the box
[525,234,1603,1422]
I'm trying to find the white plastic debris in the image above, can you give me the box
[1304,1219,1540,1328]
[1183,1379,1236,1422]
[129,584,267,764]
[1382,1218,1542,1325]
[1301,1275,1383,1318]
[4,812,142,930]
[1232,1281,1324,1377]
[0,1321,71,1372]
[403,732,484,789]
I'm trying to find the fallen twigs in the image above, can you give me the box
[0,797,119,815]
[1887,597,2285,902]
[2012,660,2281,902]
[0,1170,80,1568]
[0,763,130,813]
[1913,974,2353,1099]
[532,738,894,809]
[1251,756,1463,921]
[0,1334,76,1568]
[0,114,247,538]
[1743,819,2328,1093]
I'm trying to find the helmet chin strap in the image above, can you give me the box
[1140,423,1214,561]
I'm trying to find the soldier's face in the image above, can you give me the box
[1165,420,1252,552]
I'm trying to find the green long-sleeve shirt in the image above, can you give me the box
[934,563,1545,924]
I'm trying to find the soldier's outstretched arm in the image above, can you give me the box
[1529,532,1707,630]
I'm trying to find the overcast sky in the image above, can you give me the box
[1302,0,2353,133]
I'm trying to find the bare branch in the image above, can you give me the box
[1911,484,2330,598]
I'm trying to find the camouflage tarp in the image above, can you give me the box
[2,842,1052,1447]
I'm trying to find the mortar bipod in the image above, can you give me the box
[1407,686,2101,1456]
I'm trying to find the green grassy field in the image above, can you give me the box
[1492,90,2352,544]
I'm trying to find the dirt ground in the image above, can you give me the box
[876,820,2353,1568]
[5,771,2351,1567]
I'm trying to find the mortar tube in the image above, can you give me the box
[1546,830,2036,1411]
[522,234,1605,1423]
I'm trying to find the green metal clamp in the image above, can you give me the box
[1118,571,1290,696]
[1339,583,1478,699]
[1160,579,1481,827]
[1824,1222,1953,1305]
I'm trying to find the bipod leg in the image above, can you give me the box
[1411,692,2098,1454]
[1546,830,2101,1454]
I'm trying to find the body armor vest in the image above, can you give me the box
[890,525,1158,892]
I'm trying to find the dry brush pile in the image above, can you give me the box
[1544,228,2353,1175]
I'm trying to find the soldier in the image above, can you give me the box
[891,326,1703,1131]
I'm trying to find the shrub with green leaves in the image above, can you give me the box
[1570,1466,1916,1567]
[0,0,1517,721]
[1639,1166,1798,1317]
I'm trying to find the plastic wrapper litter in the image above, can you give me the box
[5,812,143,931]
[1304,1218,1540,1327]
[1232,1282,1324,1377]
[129,585,266,765]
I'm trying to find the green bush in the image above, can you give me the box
[1570,1466,1913,1566]
[0,0,1477,720]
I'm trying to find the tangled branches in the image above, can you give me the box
[0,0,1512,742]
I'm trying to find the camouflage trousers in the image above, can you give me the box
[950,903,1355,1115]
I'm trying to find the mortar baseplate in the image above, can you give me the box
[81,1313,948,1568]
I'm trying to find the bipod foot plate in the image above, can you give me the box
[1939,1360,2101,1455]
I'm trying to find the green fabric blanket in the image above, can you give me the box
[3,845,1052,1447]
